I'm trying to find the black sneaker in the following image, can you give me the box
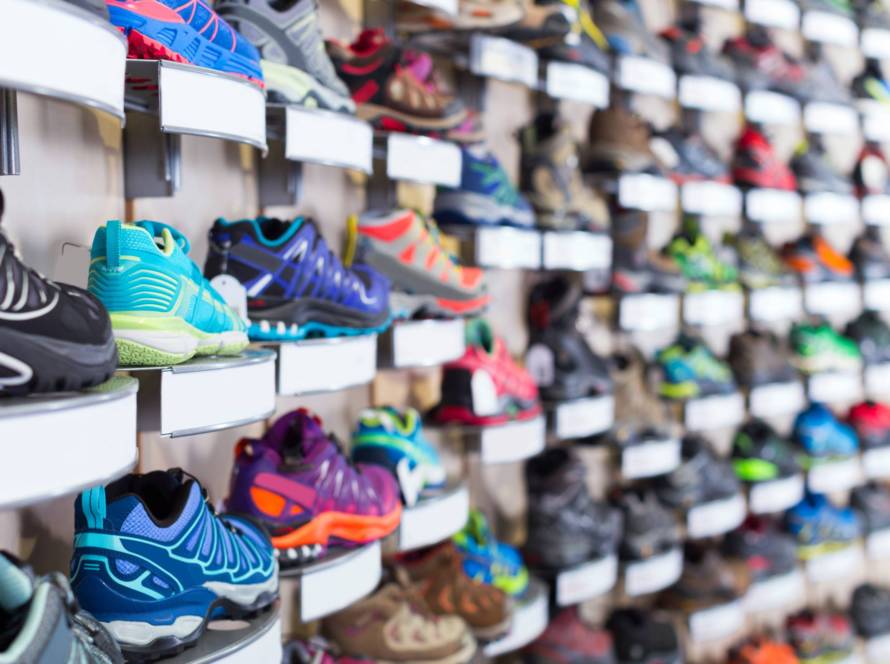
[732,419,802,483]
[659,21,734,80]
[791,140,853,195]
[650,128,730,185]
[524,448,622,571]
[0,228,117,396]
[654,434,740,509]
[852,584,890,638]
[852,482,890,534]
[728,328,798,388]
[606,609,682,664]
[849,227,890,281]
[612,488,680,562]
[659,544,744,612]
[845,311,890,365]
[723,516,798,583]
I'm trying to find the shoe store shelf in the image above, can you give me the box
[684,392,745,431]
[442,224,542,270]
[271,335,377,396]
[682,290,745,327]
[687,600,746,646]
[469,34,539,89]
[550,554,618,607]
[0,376,137,509]
[129,350,276,438]
[801,10,860,47]
[747,474,806,515]
[802,281,862,319]
[0,0,126,120]
[804,192,860,226]
[805,543,865,584]
[748,380,807,419]
[621,547,684,597]
[428,416,547,464]
[543,62,610,108]
[862,446,890,480]
[281,542,382,622]
[862,27,890,59]
[617,293,681,332]
[862,195,890,226]
[860,101,890,142]
[863,280,890,313]
[803,102,860,136]
[378,319,465,370]
[807,456,864,493]
[619,437,682,481]
[546,395,614,441]
[680,181,743,217]
[747,286,805,323]
[866,527,890,560]
[615,55,676,99]
[864,632,890,664]
[124,60,267,150]
[806,370,864,405]
[616,173,678,212]
[684,493,747,539]
[483,579,549,658]
[745,188,803,224]
[744,0,800,30]
[165,604,281,664]
[678,76,742,113]
[744,90,801,126]
[385,133,462,187]
[744,569,806,614]
[391,483,470,552]
[540,231,612,273]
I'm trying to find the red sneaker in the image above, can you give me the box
[732,125,797,190]
[849,401,890,448]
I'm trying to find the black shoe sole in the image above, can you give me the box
[248,296,390,334]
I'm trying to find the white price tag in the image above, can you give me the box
[864,280,890,311]
[210,275,248,323]
[807,371,863,403]
[624,548,683,597]
[689,0,738,7]
[678,76,741,113]
[744,570,805,612]
[556,555,618,606]
[687,493,746,538]
[867,528,890,559]
[475,226,542,269]
[748,286,804,323]
[541,231,612,272]
[398,485,469,551]
[619,294,679,331]
[277,336,377,396]
[410,0,458,12]
[807,456,863,493]
[469,34,538,88]
[806,544,863,582]
[285,106,372,172]
[621,438,681,479]
[688,601,744,643]
[746,188,802,223]
[803,102,859,136]
[862,446,890,479]
[745,0,800,28]
[745,90,801,126]
[681,181,742,216]
[801,11,859,46]
[866,633,890,663]
[545,62,609,107]
[618,174,678,211]
[804,281,862,317]
[553,395,614,440]
[387,134,462,186]
[480,417,546,464]
[390,319,465,369]
[683,290,744,326]
[617,55,676,98]
[749,381,805,418]
[861,101,890,142]
[685,392,745,431]
[749,474,805,514]
[804,192,860,225]
[862,195,890,226]
[862,27,890,59]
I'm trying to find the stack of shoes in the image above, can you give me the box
[793,402,859,467]
[665,216,739,292]
[789,320,862,373]
[659,544,747,613]
[728,327,798,387]
[782,232,854,284]
[523,607,615,664]
[656,333,737,400]
[452,509,529,598]
[785,492,861,560]
[723,516,799,584]
[612,488,680,562]
[654,434,740,510]
[732,419,802,484]
[611,211,686,294]
[845,311,890,365]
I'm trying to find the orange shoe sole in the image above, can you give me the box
[271,503,403,549]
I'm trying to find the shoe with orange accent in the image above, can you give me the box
[729,636,799,664]
[782,232,854,284]
[226,409,402,568]
[349,209,490,318]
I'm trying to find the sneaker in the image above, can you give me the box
[782,232,854,283]
[584,106,661,175]
[659,20,734,79]
[593,0,669,62]
[321,583,476,663]
[327,30,466,133]
[611,212,686,294]
[852,481,890,534]
[722,27,809,98]
[732,419,801,483]
[848,400,890,448]
[656,333,737,400]
[612,488,680,561]
[729,637,798,664]
[70,469,279,659]
[855,0,890,29]
[849,227,890,281]
[430,318,542,426]
[804,52,853,105]
[732,124,797,190]
[612,349,675,441]
[852,60,890,104]
[396,0,525,32]
[665,217,739,292]
[791,140,853,195]
[650,128,730,185]
[204,216,391,341]
[846,312,890,365]
[787,610,854,663]
[525,275,612,402]
[654,434,740,509]
[729,328,797,388]
[790,321,862,374]
[524,448,622,570]
[434,145,536,229]
[106,0,263,86]
[853,142,890,197]
[785,492,861,559]
[725,227,796,290]
[523,608,615,664]
[606,609,682,664]
[852,584,890,638]
[723,516,798,583]
[0,552,123,664]
[89,220,247,367]
[526,0,611,73]
[0,229,117,395]
[503,1,575,48]
[351,406,447,506]
[659,545,745,613]
[452,509,529,597]
[793,402,860,464]
[225,409,402,565]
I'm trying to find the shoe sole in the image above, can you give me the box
[263,60,355,113]
[390,292,491,318]
[376,631,478,664]
[111,313,248,366]
[271,503,403,551]
[247,297,392,341]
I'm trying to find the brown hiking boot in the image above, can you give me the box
[728,328,798,388]
[611,212,685,294]
[613,349,674,435]
[585,106,660,175]
[321,583,476,664]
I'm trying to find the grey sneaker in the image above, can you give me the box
[64,0,108,19]
[0,552,123,664]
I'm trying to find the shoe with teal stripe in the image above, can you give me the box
[453,509,529,598]
[88,220,248,367]
[70,469,279,661]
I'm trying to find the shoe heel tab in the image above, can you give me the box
[343,214,359,267]
[105,220,122,269]
[77,486,107,531]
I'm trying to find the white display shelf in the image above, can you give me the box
[748,286,804,323]
[748,380,806,418]
[866,527,890,559]
[469,34,538,88]
[483,579,548,657]
[803,102,860,135]
[688,600,745,644]
[541,231,612,272]
[166,606,281,664]
[545,62,609,107]
[617,174,678,212]
[442,224,542,270]
[806,370,864,404]
[804,192,860,225]
[681,181,742,216]
[430,416,547,464]
[801,10,859,46]
[686,493,747,539]
[863,280,890,312]
[553,554,618,606]
[684,392,745,431]
[378,319,465,369]
[283,542,382,622]
[386,133,462,187]
[620,437,681,480]
[803,281,862,318]
[130,350,276,438]
[125,60,266,150]
[623,547,683,597]
[863,446,890,479]
[682,289,744,326]
[678,76,741,113]
[616,55,676,99]
[744,0,800,28]
[408,0,458,12]
[805,543,864,582]
[860,101,890,142]
[862,195,890,225]
[0,376,137,509]
[272,335,377,396]
[0,0,125,118]
[744,569,806,612]
[862,27,890,59]
[745,90,801,126]
[807,456,864,493]
[745,188,802,223]
[748,474,805,514]
[549,395,614,441]
[865,363,890,399]
[618,293,680,331]
[394,483,469,552]
[267,104,372,173]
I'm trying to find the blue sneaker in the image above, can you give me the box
[453,509,529,598]
[204,216,391,341]
[70,469,279,660]
[793,402,859,467]
[785,491,861,560]
[89,221,248,367]
[434,146,536,228]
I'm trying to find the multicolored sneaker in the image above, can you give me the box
[666,217,739,292]
[849,400,890,449]
[226,409,402,566]
[452,509,529,598]
[523,608,615,664]
[787,610,855,664]
[106,0,263,86]
[732,419,801,483]
[89,220,248,367]
[725,227,796,290]
[789,321,862,374]
[70,469,279,660]
[732,124,797,190]
[846,311,890,366]
[785,492,861,560]
[204,216,391,341]
[656,334,736,400]
[782,232,854,284]
[351,406,447,506]
[793,403,859,466]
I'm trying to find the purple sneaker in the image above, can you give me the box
[226,409,402,566]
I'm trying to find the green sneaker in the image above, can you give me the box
[790,322,862,374]
[453,510,529,598]
[667,218,739,292]
[657,334,736,400]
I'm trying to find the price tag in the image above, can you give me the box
[862,195,890,225]
[804,281,862,317]
[480,417,546,464]
[804,192,860,225]
[746,188,802,223]
[745,0,800,28]
[801,11,859,46]
[617,55,677,99]
[683,290,744,326]
[285,106,372,172]
[681,181,742,216]
[545,62,609,107]
[862,446,890,479]
[621,438,681,479]
[475,226,542,269]
[807,456,863,493]
[469,34,538,88]
[624,548,683,597]
[864,280,890,311]
[541,231,612,272]
[749,381,805,418]
[688,601,744,643]
[387,134,462,187]
[867,528,890,559]
[807,371,863,404]
[803,102,859,136]
[862,27,890,59]
[744,570,805,612]
[556,555,618,606]
[678,76,741,113]
[618,174,678,211]
[749,474,805,514]
[685,392,745,431]
[410,0,458,11]
[553,395,614,441]
[861,101,890,142]
[618,294,680,331]
[390,319,465,369]
[866,633,890,663]
[745,90,801,126]
[806,544,863,582]
[866,363,890,398]
[687,493,746,538]
[748,286,804,323]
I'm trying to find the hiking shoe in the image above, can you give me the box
[430,318,542,426]
[351,406,447,506]
[612,349,674,440]
[722,27,810,98]
[71,469,278,660]
[729,637,799,664]
[396,0,525,32]
[90,220,248,366]
[524,448,622,570]
[846,312,890,365]
[665,217,739,292]
[655,434,740,509]
[790,321,862,374]
[785,492,861,559]
[519,112,609,231]
[656,333,737,400]
[852,482,890,534]
[452,509,529,597]
[793,402,860,464]
[728,327,797,387]
[849,400,890,448]
[650,128,730,185]
[732,124,797,190]
[853,142,890,197]
[732,419,801,483]
[792,140,853,195]
[606,609,681,664]
[523,608,615,664]
[612,488,680,561]
[852,584,890,638]
[215,0,354,111]
[321,583,476,663]
[0,552,123,664]
[226,409,402,565]
[803,52,853,105]
[524,0,611,73]
[611,212,686,294]
[723,516,798,583]
[205,216,390,341]
[351,209,489,318]
[327,30,466,133]
[584,106,661,175]
[850,227,890,281]
[787,610,855,663]
[782,233,854,283]
[725,227,796,290]
[659,20,734,79]
[659,545,745,612]
[525,275,612,402]
[593,0,669,62]
[434,145,536,228]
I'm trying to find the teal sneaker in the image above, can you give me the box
[88,220,248,367]
[453,509,529,598]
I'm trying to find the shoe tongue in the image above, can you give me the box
[271,409,327,459]
[466,318,495,354]
[135,220,190,255]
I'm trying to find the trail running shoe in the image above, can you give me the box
[656,334,736,400]
[782,233,854,283]
[650,128,731,185]
[612,488,680,561]
[205,216,390,341]
[725,227,796,290]
[732,419,801,483]
[791,140,853,195]
[850,227,890,281]
[851,482,890,533]
[785,492,861,560]
[106,0,263,86]
[612,349,676,444]
[659,545,745,613]
[89,220,247,367]
[849,400,890,448]
[790,321,862,374]
[611,211,686,294]
[606,609,681,664]
[0,552,123,664]
[659,20,734,79]
[852,584,890,638]
[665,217,739,292]
[349,209,489,318]
[0,229,117,396]
[722,27,808,98]
[215,0,354,112]
[70,469,278,660]
[846,312,890,365]
[351,406,447,506]
[723,516,798,583]
[732,124,797,190]
[793,402,860,466]
[226,409,402,566]
[728,327,797,388]
[529,0,611,73]
[584,106,661,175]
[593,0,669,62]
[523,608,615,664]
[654,434,740,509]
[729,637,799,664]
[787,610,854,664]
[452,509,529,597]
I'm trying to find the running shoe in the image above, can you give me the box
[656,333,736,400]
[856,0,890,29]
[659,545,745,613]
[592,0,669,62]
[504,0,574,48]
[584,106,661,175]
[525,0,611,73]
[722,27,810,99]
[523,608,615,664]
[850,227,890,281]
[396,0,525,32]
[853,142,890,198]
[849,400,890,448]
[852,60,890,104]
[787,610,854,664]
[430,318,541,426]
[785,492,861,560]
[790,321,862,374]
[215,0,353,112]
[793,402,860,466]
[791,140,854,195]
[732,124,797,190]
[846,312,890,366]
[723,516,798,583]
[349,209,489,318]
[606,609,681,664]
[612,488,680,561]
[728,328,797,388]
[852,584,890,638]
[283,637,367,664]
[612,349,676,445]
[452,509,529,597]
[665,217,739,292]
[350,406,447,506]
[782,232,854,283]
[725,227,796,290]
[851,481,890,533]
[0,551,123,664]
[70,469,279,660]
[205,216,391,341]
[611,212,686,294]
[732,419,801,483]
[729,637,799,664]
[0,229,117,396]
[434,145,536,228]
[106,0,263,86]
[650,128,731,185]
[89,220,248,367]
[659,20,734,79]
[654,434,740,509]
[226,409,402,566]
